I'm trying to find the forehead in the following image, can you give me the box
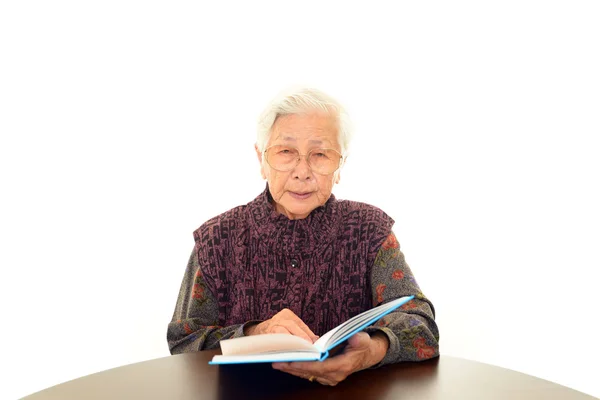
[269,112,339,147]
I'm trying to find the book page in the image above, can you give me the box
[315,295,414,352]
[313,327,339,352]
[329,305,393,344]
[313,305,386,351]
[220,333,317,356]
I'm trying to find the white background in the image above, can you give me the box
[1,1,599,398]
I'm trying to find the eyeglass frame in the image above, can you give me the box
[263,145,344,175]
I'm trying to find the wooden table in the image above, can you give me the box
[22,350,596,400]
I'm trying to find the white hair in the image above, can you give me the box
[256,86,353,156]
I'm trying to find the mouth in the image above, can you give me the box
[289,191,313,200]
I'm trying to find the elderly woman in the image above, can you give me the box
[167,87,439,386]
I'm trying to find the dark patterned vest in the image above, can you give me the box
[194,186,394,336]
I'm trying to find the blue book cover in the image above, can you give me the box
[209,295,415,365]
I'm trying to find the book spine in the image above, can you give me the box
[318,350,329,362]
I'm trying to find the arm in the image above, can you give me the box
[167,247,250,354]
[363,231,440,366]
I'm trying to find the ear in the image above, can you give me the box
[255,144,267,180]
[334,156,346,184]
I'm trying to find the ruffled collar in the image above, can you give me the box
[247,185,339,254]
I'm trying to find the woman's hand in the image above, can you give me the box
[272,332,389,386]
[244,308,319,343]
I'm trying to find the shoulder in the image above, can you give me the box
[334,198,398,258]
[336,198,395,228]
[334,198,395,251]
[192,203,250,245]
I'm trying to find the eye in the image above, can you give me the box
[271,146,298,157]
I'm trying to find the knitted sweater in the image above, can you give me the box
[167,187,439,365]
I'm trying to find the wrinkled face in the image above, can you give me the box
[255,112,342,220]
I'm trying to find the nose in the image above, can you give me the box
[292,154,313,180]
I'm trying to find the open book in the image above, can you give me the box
[209,295,414,364]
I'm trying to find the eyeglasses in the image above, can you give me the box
[264,145,343,175]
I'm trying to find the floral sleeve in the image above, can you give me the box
[363,231,440,366]
[166,247,249,354]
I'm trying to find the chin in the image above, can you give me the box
[283,203,317,219]
[290,208,313,218]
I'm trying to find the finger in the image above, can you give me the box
[276,360,335,379]
[275,363,340,386]
[272,364,313,380]
[270,323,312,343]
[270,325,294,335]
[300,324,319,342]
[272,364,337,386]
[295,363,338,379]
[315,377,338,386]
[287,316,319,342]
[287,352,359,379]
[346,332,371,349]
[276,310,319,342]
[276,321,313,343]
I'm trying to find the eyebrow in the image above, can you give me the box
[280,137,325,146]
